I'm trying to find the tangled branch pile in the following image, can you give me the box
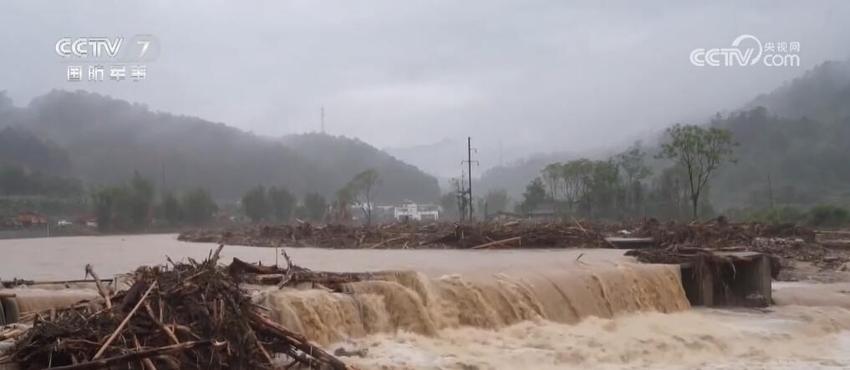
[177,219,845,268]
[6,246,352,370]
[179,221,606,249]
[624,218,849,273]
[633,217,816,248]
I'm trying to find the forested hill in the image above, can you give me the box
[710,60,850,209]
[0,126,72,175]
[0,90,440,202]
[477,151,579,198]
[748,61,850,123]
[281,133,440,203]
[477,60,850,212]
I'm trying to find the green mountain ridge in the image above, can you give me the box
[0,90,440,203]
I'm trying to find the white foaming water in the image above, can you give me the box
[2,234,850,369]
[340,306,850,370]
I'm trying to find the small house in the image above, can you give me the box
[16,211,47,227]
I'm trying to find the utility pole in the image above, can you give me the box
[457,172,466,222]
[468,137,473,220]
[461,137,478,221]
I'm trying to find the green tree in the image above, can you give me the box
[660,124,736,219]
[302,192,327,222]
[616,142,652,214]
[647,165,689,220]
[560,159,594,210]
[584,160,620,218]
[541,163,562,199]
[268,186,295,222]
[439,191,461,220]
[242,185,269,222]
[616,142,652,186]
[160,192,183,226]
[344,169,380,225]
[334,184,355,223]
[129,171,154,228]
[808,205,850,227]
[484,189,510,217]
[90,173,155,232]
[92,187,115,231]
[182,188,218,225]
[449,178,468,221]
[519,177,547,215]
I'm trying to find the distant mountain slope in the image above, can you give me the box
[477,152,578,197]
[710,60,850,209]
[281,133,440,203]
[0,126,72,174]
[0,90,439,202]
[710,106,850,209]
[383,138,464,179]
[748,60,850,123]
[478,60,850,210]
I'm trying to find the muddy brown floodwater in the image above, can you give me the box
[1,234,850,369]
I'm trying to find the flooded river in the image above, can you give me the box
[2,234,850,369]
[0,234,627,280]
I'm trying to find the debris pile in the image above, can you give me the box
[179,221,606,249]
[2,246,353,370]
[178,219,848,271]
[626,218,846,272]
[632,217,816,249]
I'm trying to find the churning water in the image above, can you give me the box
[1,234,849,369]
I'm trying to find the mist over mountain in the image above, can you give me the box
[383,138,463,180]
[0,127,72,175]
[478,60,850,212]
[711,60,850,209]
[747,61,850,122]
[281,133,440,203]
[0,90,439,203]
[476,151,580,198]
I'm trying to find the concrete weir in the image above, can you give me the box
[679,251,773,307]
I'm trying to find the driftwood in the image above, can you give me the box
[47,340,223,370]
[471,236,522,249]
[84,264,112,309]
[8,245,355,370]
[250,311,353,369]
[178,221,607,249]
[92,281,157,360]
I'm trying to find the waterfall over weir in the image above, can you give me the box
[261,263,690,345]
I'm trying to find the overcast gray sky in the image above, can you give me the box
[2,0,849,175]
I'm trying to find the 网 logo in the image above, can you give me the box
[690,34,800,67]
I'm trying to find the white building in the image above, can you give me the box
[393,201,439,221]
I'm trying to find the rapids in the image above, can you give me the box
[260,265,690,345]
